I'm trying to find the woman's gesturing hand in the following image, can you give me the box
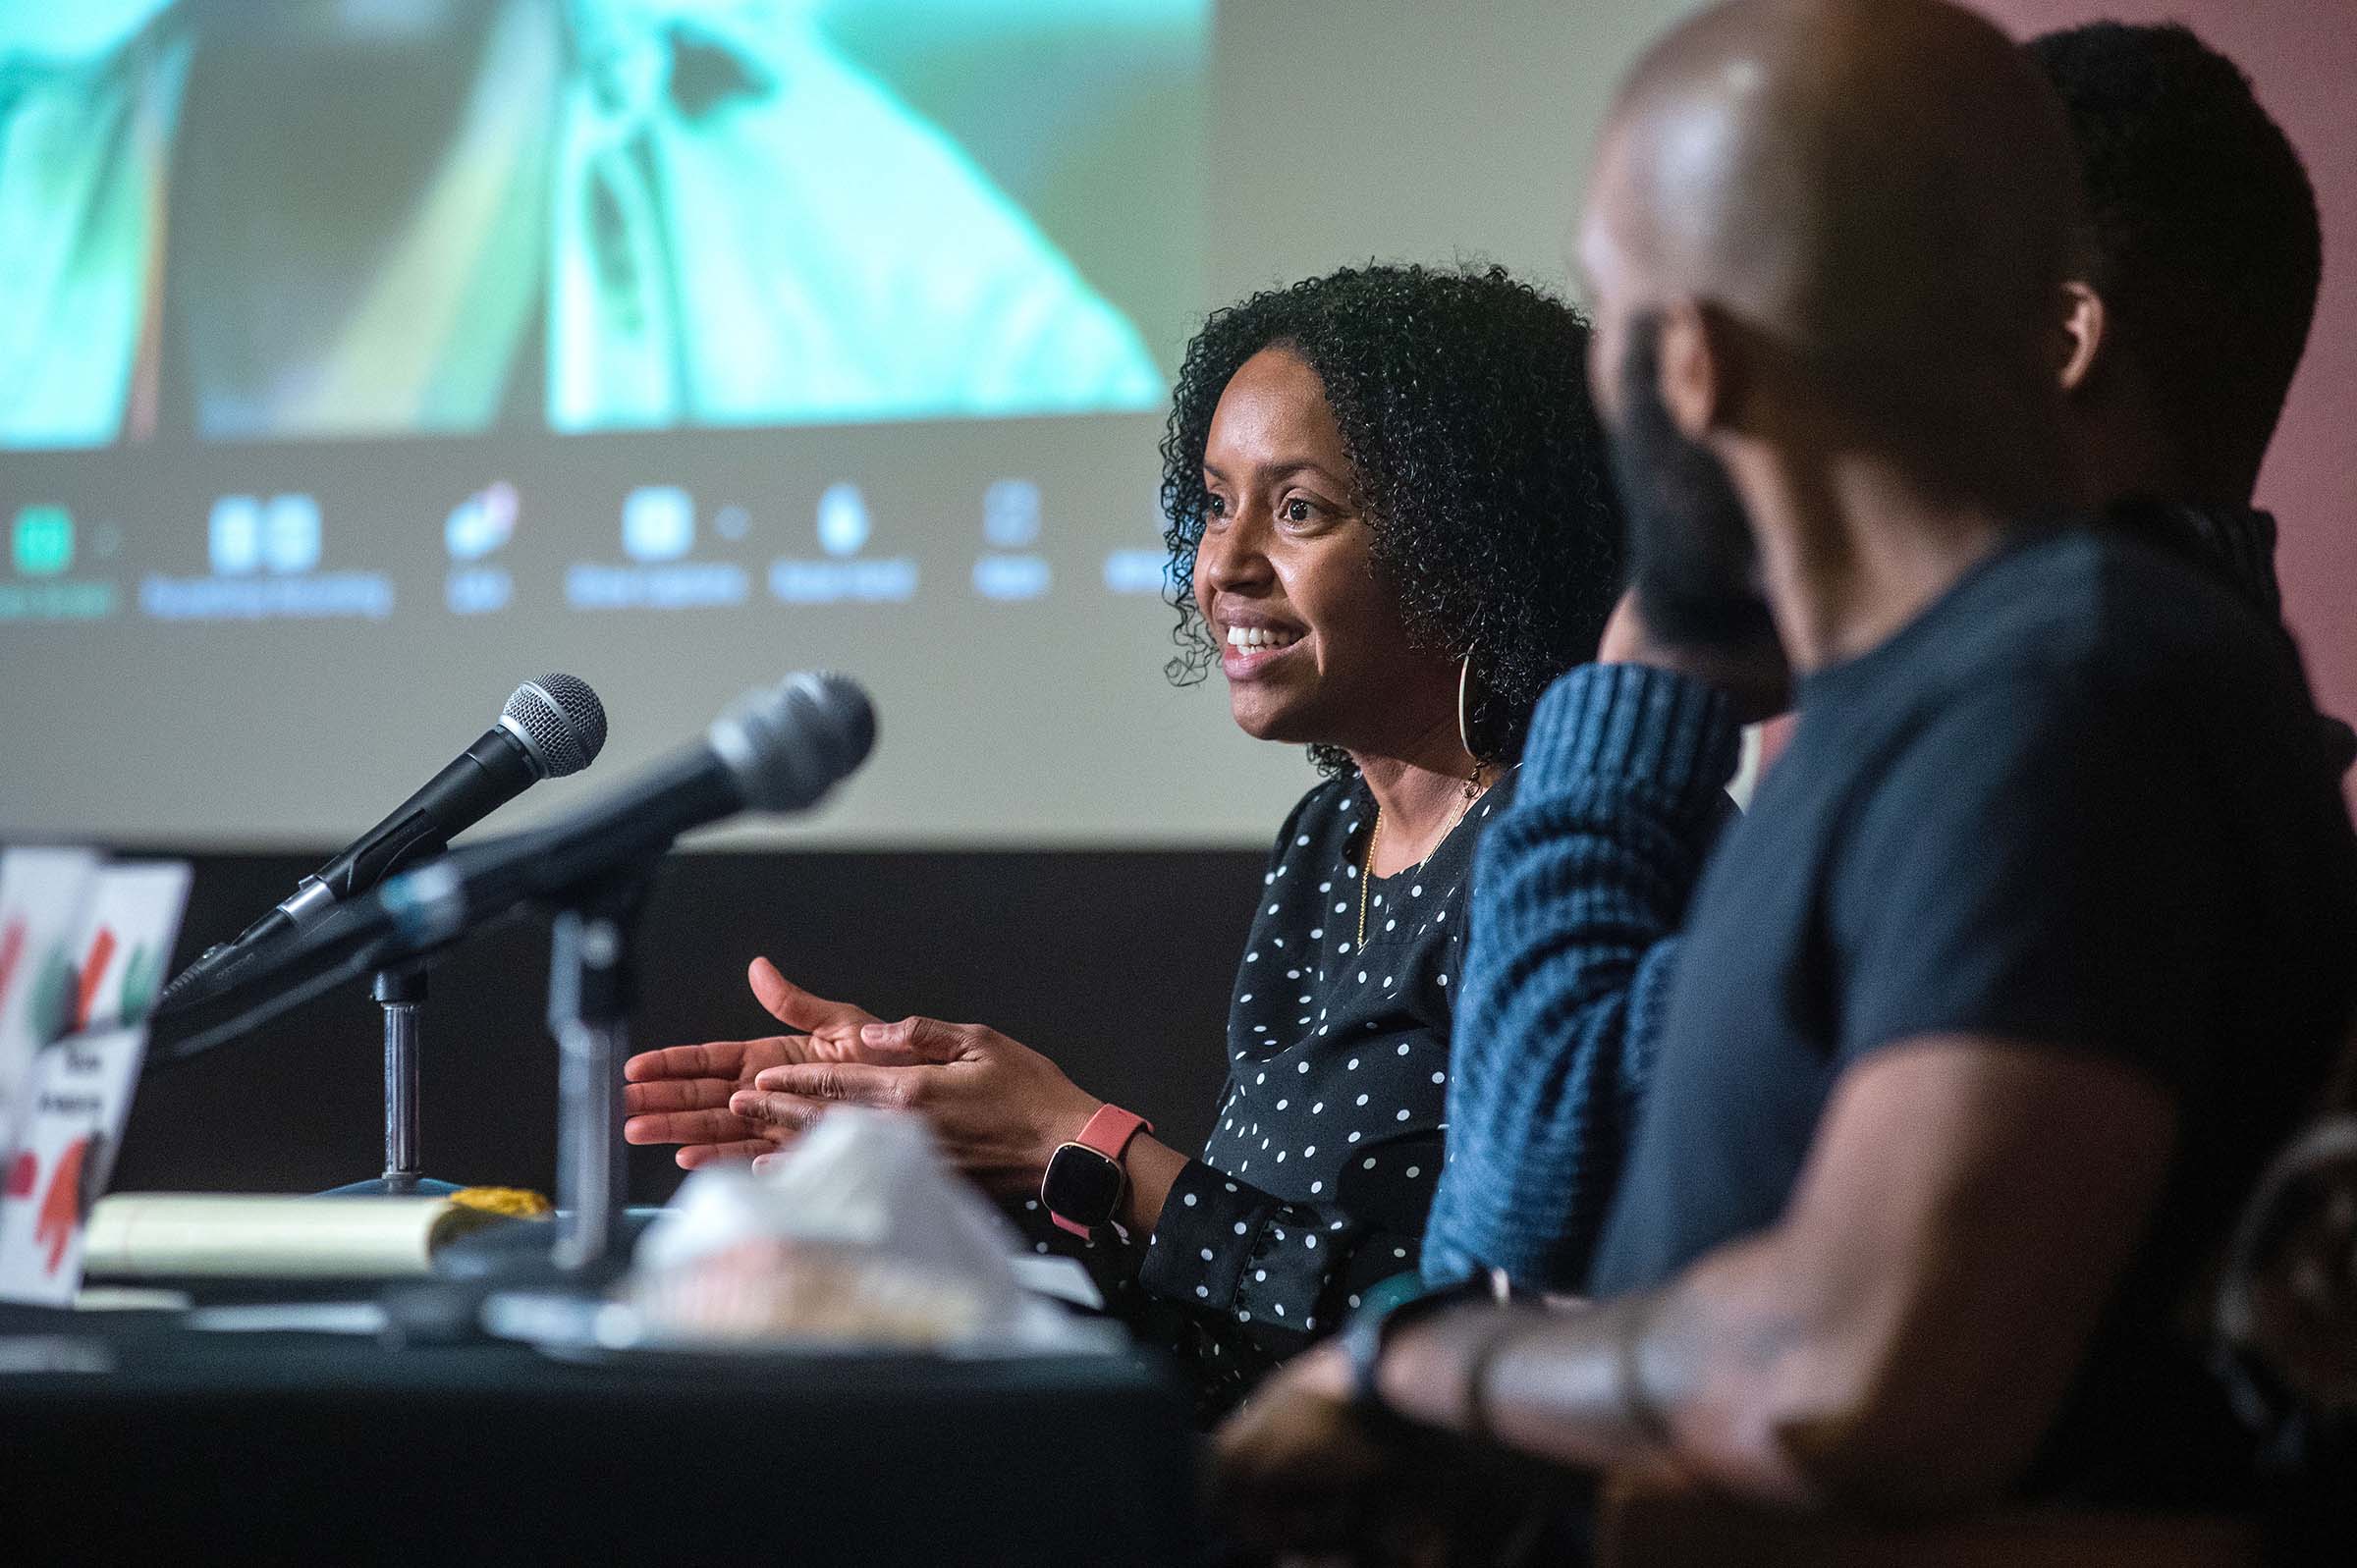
[731,1009,1105,1196]
[623,957,918,1168]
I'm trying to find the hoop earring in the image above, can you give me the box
[1458,655,1480,763]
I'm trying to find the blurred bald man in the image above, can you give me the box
[1215,0,2357,1546]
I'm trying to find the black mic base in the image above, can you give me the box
[319,1174,466,1198]
[429,1206,663,1283]
[373,1209,663,1347]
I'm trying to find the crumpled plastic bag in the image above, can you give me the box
[625,1108,1107,1354]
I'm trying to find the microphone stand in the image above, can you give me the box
[371,862,660,1341]
[318,963,462,1196]
[361,961,462,1196]
[546,863,656,1278]
[379,965,426,1192]
[325,861,663,1344]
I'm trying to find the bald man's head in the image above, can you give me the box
[1581,0,2083,420]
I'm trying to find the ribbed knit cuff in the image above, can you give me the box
[1521,662,1741,810]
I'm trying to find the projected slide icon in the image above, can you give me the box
[816,484,871,558]
[1103,550,1168,595]
[770,482,916,606]
[205,499,258,574]
[623,487,695,563]
[982,481,1041,549]
[446,482,519,562]
[973,478,1050,602]
[208,495,320,576]
[0,504,113,622]
[445,482,520,615]
[1105,510,1175,596]
[12,507,72,576]
[142,494,390,622]
[568,485,745,611]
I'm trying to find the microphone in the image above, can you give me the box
[156,672,873,1030]
[159,674,607,1012]
[380,670,876,947]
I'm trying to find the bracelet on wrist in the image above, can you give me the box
[1342,1274,1477,1414]
[1611,1291,1676,1451]
[1341,1268,1540,1420]
[1459,1313,1540,1446]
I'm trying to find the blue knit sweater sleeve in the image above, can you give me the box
[1422,662,1740,1292]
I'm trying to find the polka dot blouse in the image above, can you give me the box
[1042,768,1513,1416]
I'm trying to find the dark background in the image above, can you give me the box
[119,848,1261,1204]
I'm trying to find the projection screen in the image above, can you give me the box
[0,0,1696,848]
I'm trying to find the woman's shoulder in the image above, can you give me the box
[1476,764,1521,820]
[1270,773,1366,850]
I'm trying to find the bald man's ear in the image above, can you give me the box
[1656,300,1731,442]
[2057,281,2105,397]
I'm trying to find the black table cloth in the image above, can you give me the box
[0,1305,1199,1566]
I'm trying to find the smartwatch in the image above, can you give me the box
[1040,1104,1152,1239]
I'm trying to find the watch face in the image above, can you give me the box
[1042,1144,1124,1229]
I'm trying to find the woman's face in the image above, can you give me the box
[1192,347,1453,753]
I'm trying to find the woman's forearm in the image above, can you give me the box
[1119,1135,1190,1237]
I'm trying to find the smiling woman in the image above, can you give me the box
[1163,265,1625,778]
[622,262,1622,1417]
[1195,347,1436,761]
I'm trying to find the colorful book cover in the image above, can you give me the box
[0,858,190,1304]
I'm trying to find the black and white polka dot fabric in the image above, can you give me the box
[1122,769,1512,1413]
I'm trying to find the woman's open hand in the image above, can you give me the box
[623,958,918,1168]
[731,1011,1104,1195]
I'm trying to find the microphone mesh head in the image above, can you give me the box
[709,671,876,813]
[503,674,608,778]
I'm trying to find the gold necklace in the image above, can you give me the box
[1357,766,1488,949]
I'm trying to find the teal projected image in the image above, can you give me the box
[10,507,73,576]
[0,0,1204,447]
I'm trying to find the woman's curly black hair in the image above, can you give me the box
[1158,262,1623,776]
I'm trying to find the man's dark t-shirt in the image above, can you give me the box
[1587,525,2357,1502]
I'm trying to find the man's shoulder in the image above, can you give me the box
[1978,525,2287,683]
[1789,524,2339,866]
[1869,525,2304,745]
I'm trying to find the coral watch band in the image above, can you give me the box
[1048,1104,1152,1238]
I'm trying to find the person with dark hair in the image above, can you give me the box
[1218,0,2357,1549]
[2036,20,2320,526]
[622,261,1622,1412]
[2037,21,2354,766]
